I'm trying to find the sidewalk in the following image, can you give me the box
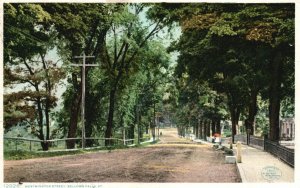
[223,142,294,182]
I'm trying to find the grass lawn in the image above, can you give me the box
[4,139,158,160]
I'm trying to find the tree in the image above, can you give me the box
[159,3,294,142]
[236,4,295,140]
[88,4,172,145]
[112,39,171,142]
[47,4,173,147]
[4,4,64,150]
[42,3,118,148]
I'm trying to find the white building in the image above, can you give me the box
[280,118,295,140]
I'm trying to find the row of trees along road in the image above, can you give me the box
[4,3,174,150]
[154,3,294,143]
[4,3,294,151]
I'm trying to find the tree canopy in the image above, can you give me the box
[4,3,294,151]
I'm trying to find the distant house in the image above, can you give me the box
[280,118,295,140]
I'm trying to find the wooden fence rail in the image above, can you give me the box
[264,139,294,167]
[249,136,264,150]
[4,137,148,151]
[234,135,247,144]
[234,135,264,149]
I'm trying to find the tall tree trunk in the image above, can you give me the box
[34,81,48,150]
[203,120,207,141]
[138,112,143,141]
[42,55,51,149]
[195,120,199,138]
[85,118,94,147]
[216,119,221,134]
[105,88,117,146]
[45,98,50,145]
[152,124,156,140]
[245,89,258,135]
[206,120,211,137]
[146,121,149,134]
[211,120,216,135]
[37,98,48,151]
[105,64,124,146]
[85,71,104,147]
[85,90,95,147]
[45,95,51,148]
[199,119,203,139]
[67,73,82,149]
[151,101,156,140]
[269,51,283,141]
[128,124,135,139]
[230,106,240,143]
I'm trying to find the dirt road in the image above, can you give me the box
[4,128,241,182]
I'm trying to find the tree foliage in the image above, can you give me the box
[4,3,65,150]
[4,3,294,152]
[160,3,294,141]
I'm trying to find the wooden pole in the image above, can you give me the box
[153,102,156,141]
[137,104,140,144]
[81,54,86,149]
[71,53,97,149]
[123,127,126,146]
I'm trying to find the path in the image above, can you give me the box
[156,128,194,144]
[222,141,294,182]
[4,128,241,182]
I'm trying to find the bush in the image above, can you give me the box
[224,147,234,155]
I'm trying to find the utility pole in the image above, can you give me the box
[137,104,140,145]
[153,102,156,141]
[71,53,98,149]
[157,113,160,139]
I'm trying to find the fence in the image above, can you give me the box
[234,134,264,149]
[250,136,264,150]
[234,134,294,167]
[234,134,247,144]
[264,139,294,167]
[4,137,44,151]
[4,137,140,152]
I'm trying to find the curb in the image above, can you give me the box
[236,163,247,182]
[221,144,245,182]
[194,139,244,182]
[230,145,246,182]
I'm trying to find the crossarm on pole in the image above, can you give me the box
[70,64,99,67]
[74,56,95,58]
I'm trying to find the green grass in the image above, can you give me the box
[4,136,157,160]
[4,150,84,160]
[3,144,147,160]
[135,139,159,147]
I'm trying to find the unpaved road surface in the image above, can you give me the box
[4,128,241,182]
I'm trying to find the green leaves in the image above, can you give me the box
[210,23,237,36]
[4,4,67,144]
[4,4,51,60]
[160,3,294,136]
